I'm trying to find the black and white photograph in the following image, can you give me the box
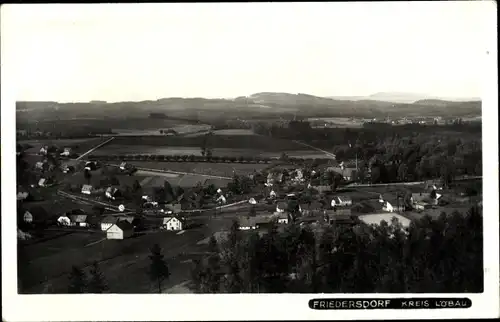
[2,2,498,321]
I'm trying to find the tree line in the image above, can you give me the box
[190,206,483,293]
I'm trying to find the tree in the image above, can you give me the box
[84,169,92,184]
[148,244,171,293]
[88,261,109,293]
[164,181,175,203]
[68,266,87,293]
[208,235,218,253]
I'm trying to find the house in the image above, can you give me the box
[17,186,30,201]
[238,216,257,230]
[164,203,182,214]
[23,211,33,223]
[100,215,118,231]
[81,184,93,195]
[299,203,312,215]
[60,148,71,157]
[276,201,287,213]
[329,166,357,181]
[162,216,185,231]
[69,214,88,227]
[38,177,53,187]
[411,192,440,209]
[119,162,128,171]
[266,172,284,186]
[35,162,44,170]
[106,221,134,239]
[269,189,277,199]
[331,196,353,207]
[381,199,405,213]
[39,146,48,155]
[299,201,323,216]
[62,165,75,173]
[248,198,257,205]
[84,161,97,171]
[105,187,121,200]
[277,213,289,224]
[57,215,71,226]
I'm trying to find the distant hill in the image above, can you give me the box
[329,92,481,104]
[16,91,482,123]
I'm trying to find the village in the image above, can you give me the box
[17,139,478,245]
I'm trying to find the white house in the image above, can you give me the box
[60,148,71,157]
[100,215,118,231]
[332,196,353,207]
[382,201,394,212]
[276,201,287,213]
[23,211,33,223]
[248,198,257,205]
[17,187,30,201]
[119,162,128,171]
[57,215,71,226]
[106,221,134,240]
[162,216,184,231]
[269,190,277,198]
[39,147,48,155]
[105,187,121,200]
[81,184,93,195]
[216,194,227,205]
[238,217,257,230]
[277,213,289,224]
[35,162,44,170]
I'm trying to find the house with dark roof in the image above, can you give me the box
[164,203,182,214]
[81,184,93,195]
[69,214,88,227]
[276,201,287,213]
[106,221,134,239]
[100,215,118,231]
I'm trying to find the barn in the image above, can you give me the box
[106,221,134,240]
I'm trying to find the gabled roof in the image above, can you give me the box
[82,184,93,191]
[115,220,134,231]
[163,216,185,224]
[69,214,88,223]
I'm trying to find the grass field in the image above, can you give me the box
[18,221,218,294]
[122,161,268,177]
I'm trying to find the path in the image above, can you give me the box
[292,140,336,159]
[75,137,115,160]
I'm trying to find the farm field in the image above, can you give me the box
[108,124,211,136]
[120,161,269,177]
[92,145,326,159]
[18,220,219,294]
[98,135,310,151]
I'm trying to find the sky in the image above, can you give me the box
[1,2,494,102]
